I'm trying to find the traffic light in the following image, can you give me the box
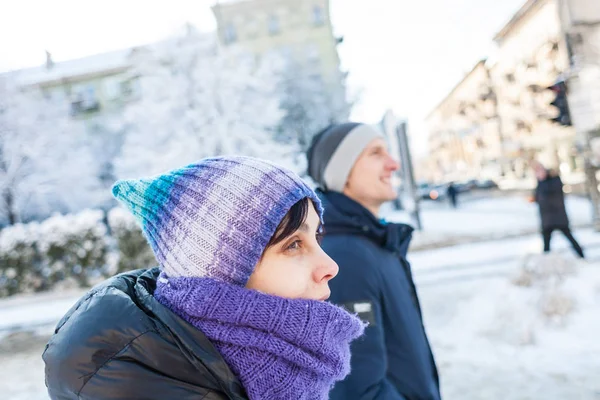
[547,81,572,126]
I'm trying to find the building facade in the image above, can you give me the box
[9,0,347,132]
[426,0,582,183]
[212,0,347,111]
[12,49,138,123]
[426,60,504,182]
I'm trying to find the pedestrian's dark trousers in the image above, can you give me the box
[542,227,584,258]
[449,194,457,208]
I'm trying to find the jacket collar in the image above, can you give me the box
[135,268,248,399]
[318,190,414,258]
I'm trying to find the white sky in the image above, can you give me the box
[0,0,525,156]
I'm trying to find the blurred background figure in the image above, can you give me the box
[446,182,458,209]
[532,160,584,258]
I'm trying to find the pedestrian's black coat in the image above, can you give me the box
[535,175,569,229]
[43,268,248,400]
[319,190,440,400]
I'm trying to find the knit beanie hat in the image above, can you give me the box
[307,123,384,192]
[111,156,322,286]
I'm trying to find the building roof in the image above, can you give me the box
[426,59,487,120]
[212,0,253,10]
[7,25,211,88]
[493,0,547,44]
[10,47,135,88]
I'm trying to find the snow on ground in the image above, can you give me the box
[385,193,593,250]
[410,227,600,278]
[1,194,599,399]
[421,262,600,399]
[0,290,86,338]
[412,232,600,399]
[0,340,48,400]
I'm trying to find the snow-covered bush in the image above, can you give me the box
[0,222,44,296]
[108,207,156,273]
[0,210,110,296]
[37,210,110,288]
[515,254,576,324]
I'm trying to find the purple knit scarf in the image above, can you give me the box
[154,274,365,400]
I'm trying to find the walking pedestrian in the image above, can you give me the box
[532,161,584,258]
[307,123,441,400]
[447,182,458,208]
[43,156,365,400]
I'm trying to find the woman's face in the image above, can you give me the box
[246,203,339,301]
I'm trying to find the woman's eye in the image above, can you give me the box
[316,233,324,245]
[286,240,302,251]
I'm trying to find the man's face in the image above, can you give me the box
[343,138,400,208]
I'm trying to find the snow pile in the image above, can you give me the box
[422,254,600,399]
[435,255,596,347]
[477,254,577,346]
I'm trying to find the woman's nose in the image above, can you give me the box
[315,249,339,282]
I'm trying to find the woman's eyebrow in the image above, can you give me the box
[298,223,310,233]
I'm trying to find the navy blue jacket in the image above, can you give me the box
[320,191,440,400]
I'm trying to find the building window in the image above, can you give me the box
[313,5,324,26]
[71,84,100,114]
[246,18,259,38]
[120,78,140,99]
[224,23,237,44]
[104,77,121,100]
[268,15,280,35]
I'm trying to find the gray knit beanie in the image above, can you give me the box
[306,123,384,192]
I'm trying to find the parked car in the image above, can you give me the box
[417,182,435,200]
[455,180,476,193]
[422,183,448,201]
[475,179,498,190]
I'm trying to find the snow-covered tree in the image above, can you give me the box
[86,115,126,192]
[276,56,352,169]
[115,27,294,179]
[0,74,104,225]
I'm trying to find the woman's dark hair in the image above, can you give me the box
[267,197,320,247]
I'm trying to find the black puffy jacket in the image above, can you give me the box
[43,268,248,400]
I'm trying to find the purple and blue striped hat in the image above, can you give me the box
[112,156,322,286]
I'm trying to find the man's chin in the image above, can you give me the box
[384,194,399,203]
[374,190,398,204]
[383,187,399,201]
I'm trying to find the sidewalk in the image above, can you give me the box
[385,194,594,251]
